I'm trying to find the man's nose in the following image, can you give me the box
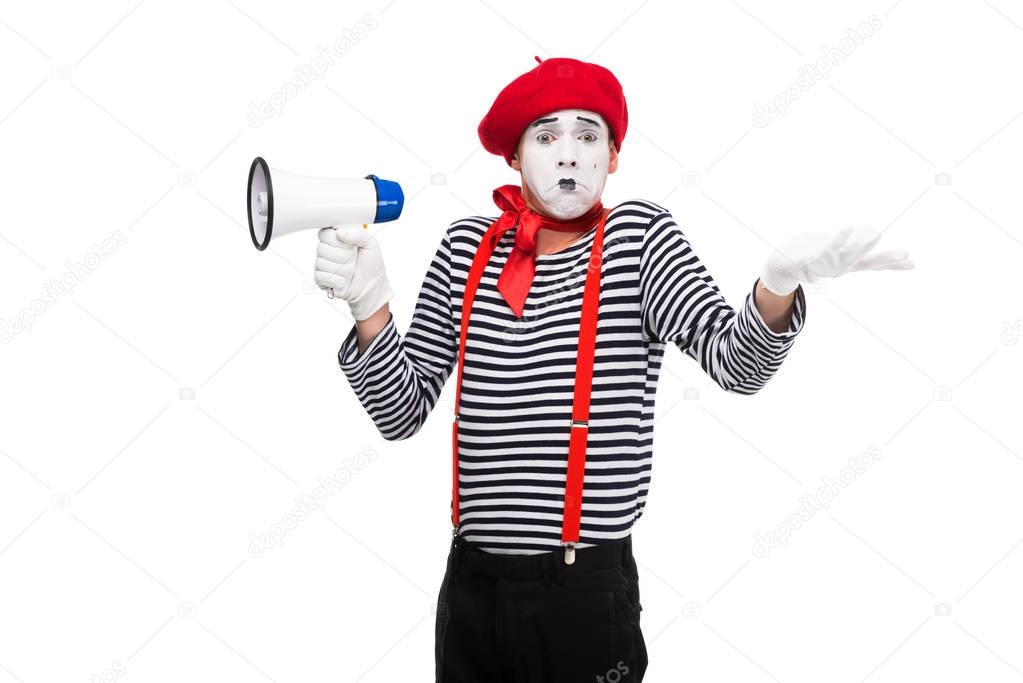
[556,157,577,169]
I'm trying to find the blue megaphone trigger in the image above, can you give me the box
[364,174,404,224]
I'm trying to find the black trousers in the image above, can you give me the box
[434,534,648,682]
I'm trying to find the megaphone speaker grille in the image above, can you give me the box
[247,157,273,251]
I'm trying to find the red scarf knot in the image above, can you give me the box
[489,184,604,318]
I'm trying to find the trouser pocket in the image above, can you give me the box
[620,557,643,613]
[610,585,641,666]
[434,594,450,682]
[615,563,648,680]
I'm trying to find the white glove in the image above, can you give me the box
[759,226,914,295]
[314,226,394,321]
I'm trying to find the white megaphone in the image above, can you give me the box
[245,156,404,251]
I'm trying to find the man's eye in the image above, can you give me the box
[580,132,597,142]
[537,133,554,144]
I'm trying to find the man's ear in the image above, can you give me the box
[510,134,526,171]
[607,140,619,174]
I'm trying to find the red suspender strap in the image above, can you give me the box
[451,223,502,531]
[560,209,608,563]
[451,209,610,561]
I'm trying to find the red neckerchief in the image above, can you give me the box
[488,184,604,318]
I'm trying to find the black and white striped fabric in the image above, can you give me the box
[338,199,807,555]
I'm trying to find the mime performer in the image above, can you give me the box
[314,56,913,683]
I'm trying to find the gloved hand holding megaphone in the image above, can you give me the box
[245,157,403,321]
[313,225,393,321]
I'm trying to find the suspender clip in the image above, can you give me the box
[571,420,588,428]
[563,542,576,565]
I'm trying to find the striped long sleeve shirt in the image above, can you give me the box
[338,199,807,554]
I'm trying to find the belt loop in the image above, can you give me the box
[553,552,567,585]
[453,537,463,573]
[540,554,554,586]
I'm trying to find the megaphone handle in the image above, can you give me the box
[324,225,368,300]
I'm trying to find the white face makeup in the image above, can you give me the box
[516,108,612,219]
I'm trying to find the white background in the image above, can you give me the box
[1,1,1021,681]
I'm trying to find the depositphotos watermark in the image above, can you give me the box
[1,230,127,343]
[596,660,630,682]
[1001,319,1023,345]
[247,445,379,558]
[499,269,587,342]
[498,233,630,342]
[752,444,882,558]
[248,15,378,127]
[90,660,127,683]
[752,15,882,128]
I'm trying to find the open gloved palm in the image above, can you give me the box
[759,226,914,296]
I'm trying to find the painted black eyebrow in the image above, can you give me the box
[531,116,601,129]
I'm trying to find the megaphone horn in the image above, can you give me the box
[246,156,404,251]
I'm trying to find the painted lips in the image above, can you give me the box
[557,178,577,190]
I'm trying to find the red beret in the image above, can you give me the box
[478,56,628,166]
